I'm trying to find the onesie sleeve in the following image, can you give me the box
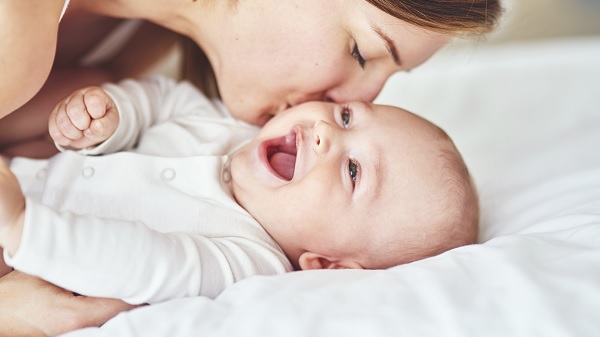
[76,76,218,155]
[55,76,172,155]
[4,198,291,304]
[58,75,256,157]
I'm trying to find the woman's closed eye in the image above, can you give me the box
[352,43,366,69]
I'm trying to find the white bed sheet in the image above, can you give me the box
[62,37,600,337]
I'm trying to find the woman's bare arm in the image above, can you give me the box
[0,67,114,150]
[0,1,65,119]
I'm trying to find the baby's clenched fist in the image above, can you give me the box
[49,87,119,150]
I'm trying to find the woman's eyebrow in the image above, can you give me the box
[371,24,401,66]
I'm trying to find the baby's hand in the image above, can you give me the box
[49,86,119,150]
[0,159,25,255]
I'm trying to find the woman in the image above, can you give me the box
[0,0,501,144]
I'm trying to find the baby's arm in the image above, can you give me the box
[4,200,290,304]
[49,87,119,150]
[47,76,211,155]
[0,1,65,118]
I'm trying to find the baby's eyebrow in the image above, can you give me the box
[369,144,385,202]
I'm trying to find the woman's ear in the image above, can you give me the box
[298,252,364,270]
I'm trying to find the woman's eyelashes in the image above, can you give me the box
[352,43,366,69]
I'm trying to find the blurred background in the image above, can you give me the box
[462,0,600,44]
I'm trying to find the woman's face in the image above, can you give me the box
[205,0,450,125]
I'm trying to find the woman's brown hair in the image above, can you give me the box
[365,0,503,35]
[181,0,503,98]
[180,36,220,99]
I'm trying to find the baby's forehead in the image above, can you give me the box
[367,106,442,149]
[366,105,432,135]
[367,126,451,215]
[372,104,429,127]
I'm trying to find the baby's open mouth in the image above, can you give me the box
[266,129,297,181]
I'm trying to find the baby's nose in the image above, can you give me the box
[312,120,336,155]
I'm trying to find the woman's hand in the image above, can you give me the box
[0,271,138,337]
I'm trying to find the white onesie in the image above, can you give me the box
[4,76,293,304]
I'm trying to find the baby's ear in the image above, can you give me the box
[298,252,364,270]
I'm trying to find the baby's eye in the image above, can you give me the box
[341,106,351,129]
[348,159,359,187]
[352,43,366,69]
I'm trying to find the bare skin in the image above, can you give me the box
[0,271,137,337]
[0,1,65,118]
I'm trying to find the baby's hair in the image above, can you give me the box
[435,143,479,245]
[369,124,479,268]
[410,129,479,263]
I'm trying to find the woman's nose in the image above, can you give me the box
[290,73,387,107]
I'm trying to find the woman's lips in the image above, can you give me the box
[259,128,298,181]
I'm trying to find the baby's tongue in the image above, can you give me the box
[269,152,295,180]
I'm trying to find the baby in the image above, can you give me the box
[0,76,478,304]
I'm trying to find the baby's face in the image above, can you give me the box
[230,101,448,269]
